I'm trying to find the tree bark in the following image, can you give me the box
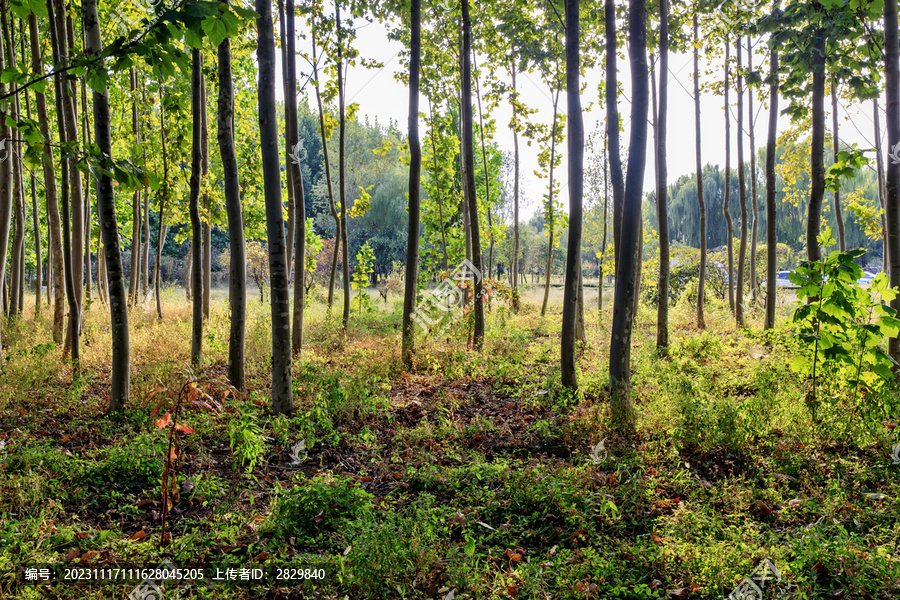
[561,0,584,388]
[401,0,422,365]
[541,87,560,318]
[155,81,170,320]
[84,0,130,410]
[29,14,64,342]
[655,0,669,351]
[0,18,10,360]
[336,2,350,331]
[286,0,306,354]
[256,0,293,413]
[278,0,295,280]
[609,0,648,432]
[748,37,759,303]
[875,98,889,271]
[511,67,520,311]
[693,13,706,329]
[129,68,141,307]
[724,38,735,314]
[884,0,900,360]
[24,82,41,318]
[217,8,246,390]
[461,0,484,349]
[201,57,211,321]
[807,30,826,264]
[189,49,203,367]
[736,37,747,328]
[605,0,625,266]
[764,47,779,331]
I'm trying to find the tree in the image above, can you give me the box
[655,0,669,351]
[401,0,422,366]
[561,0,584,389]
[256,0,292,413]
[609,0,648,431]
[885,0,900,360]
[216,4,246,390]
[831,79,845,252]
[693,11,706,329]
[605,0,625,265]
[189,48,203,367]
[0,17,9,362]
[84,0,130,411]
[723,37,734,314]
[461,0,484,349]
[764,43,779,331]
[286,0,306,355]
[736,36,747,328]
[336,2,351,331]
[807,30,826,264]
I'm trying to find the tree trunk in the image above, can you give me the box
[693,13,706,329]
[0,24,10,360]
[605,0,625,267]
[82,70,92,304]
[201,58,211,321]
[311,26,341,309]
[875,99,889,271]
[189,49,203,367]
[561,0,584,388]
[129,68,141,308]
[764,47,779,331]
[217,7,246,390]
[336,2,350,331]
[401,0,422,365]
[748,37,759,303]
[428,98,449,270]
[511,67,520,311]
[473,54,493,281]
[655,0,669,351]
[609,0,648,432]
[831,78,845,252]
[724,37,735,314]
[736,37,747,328]
[541,86,561,317]
[807,30,826,264]
[286,0,306,354]
[28,14,64,345]
[461,0,484,348]
[256,0,293,413]
[155,82,170,320]
[84,0,130,411]
[884,0,900,360]
[600,141,609,318]
[185,244,192,301]
[278,0,295,281]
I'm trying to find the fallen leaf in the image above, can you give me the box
[65,549,80,562]
[128,529,148,541]
[60,434,72,444]
[155,411,172,428]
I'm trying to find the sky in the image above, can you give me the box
[275,16,888,224]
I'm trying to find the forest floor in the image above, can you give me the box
[0,284,898,599]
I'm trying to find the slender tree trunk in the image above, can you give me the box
[884,0,900,359]
[28,13,64,345]
[26,90,41,318]
[875,99,889,270]
[724,38,735,314]
[831,78,845,252]
[401,0,422,365]
[7,22,24,321]
[311,26,341,309]
[427,98,449,269]
[541,86,561,317]
[82,67,92,304]
[278,0,295,279]
[217,8,246,390]
[736,37,747,328]
[605,0,625,266]
[336,2,350,331]
[600,142,609,318]
[807,30,827,264]
[129,68,141,307]
[562,0,584,388]
[461,0,484,348]
[764,47,779,331]
[655,0,669,351]
[748,37,759,303]
[693,13,706,329]
[257,0,293,413]
[185,244,192,301]
[286,0,306,354]
[201,58,211,321]
[609,0,648,432]
[0,22,10,360]
[511,68,520,310]
[473,54,493,281]
[155,82,170,320]
[84,0,129,411]
[189,49,203,367]
[97,226,107,305]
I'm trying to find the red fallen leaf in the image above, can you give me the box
[75,532,88,539]
[651,534,664,543]
[80,551,98,562]
[137,500,152,507]
[129,529,148,541]
[507,584,518,596]
[885,421,897,430]
[65,548,80,562]
[813,562,830,579]
[155,411,172,428]
[174,423,194,434]
[510,553,522,562]
[360,476,373,483]
[254,552,270,561]
[401,371,409,378]
[60,434,72,444]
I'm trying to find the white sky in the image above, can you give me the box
[275,18,887,222]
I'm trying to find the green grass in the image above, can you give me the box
[0,283,898,599]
